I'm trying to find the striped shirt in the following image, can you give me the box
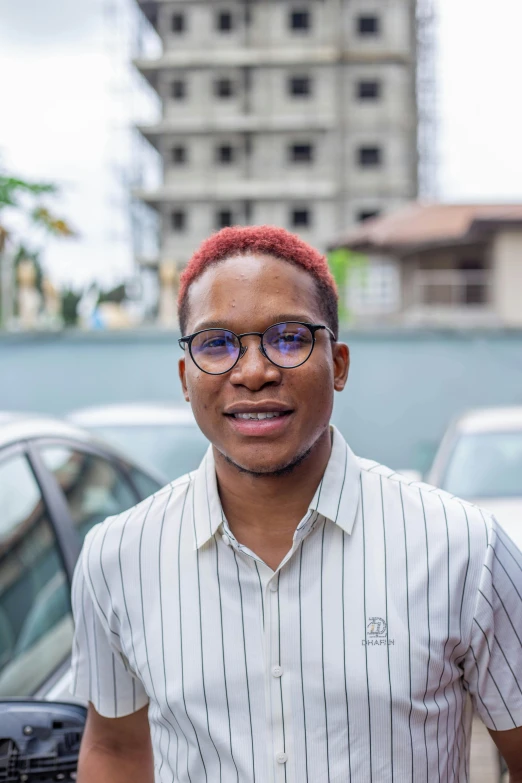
[70,426,522,783]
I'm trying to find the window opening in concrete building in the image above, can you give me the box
[171,12,186,34]
[358,209,381,222]
[290,10,311,31]
[215,77,235,98]
[171,210,187,232]
[459,260,488,305]
[358,15,380,35]
[290,143,314,163]
[348,263,400,315]
[291,208,311,228]
[217,209,234,229]
[217,144,236,164]
[171,80,187,100]
[289,75,312,97]
[172,146,187,165]
[358,80,381,100]
[217,10,234,32]
[358,146,382,167]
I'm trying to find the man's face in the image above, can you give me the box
[179,254,349,475]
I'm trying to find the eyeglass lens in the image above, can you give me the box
[190,322,315,373]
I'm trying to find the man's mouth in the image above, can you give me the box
[231,411,289,420]
[224,406,294,435]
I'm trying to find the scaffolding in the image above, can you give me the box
[102,0,161,285]
[416,0,438,199]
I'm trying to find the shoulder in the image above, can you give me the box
[81,472,195,590]
[357,456,492,556]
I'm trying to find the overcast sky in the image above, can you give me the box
[0,0,521,289]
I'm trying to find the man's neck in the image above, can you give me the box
[213,429,332,570]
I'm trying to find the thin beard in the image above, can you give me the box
[223,444,313,478]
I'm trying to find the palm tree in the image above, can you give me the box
[0,171,76,327]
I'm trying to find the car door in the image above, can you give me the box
[0,444,75,698]
[0,437,162,701]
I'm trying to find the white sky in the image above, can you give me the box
[0,0,521,289]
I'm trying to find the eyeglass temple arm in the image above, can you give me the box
[315,325,336,341]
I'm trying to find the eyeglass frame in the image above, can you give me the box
[178,321,336,376]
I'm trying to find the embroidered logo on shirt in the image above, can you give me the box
[362,616,395,646]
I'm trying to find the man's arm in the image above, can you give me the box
[489,726,522,783]
[77,703,154,783]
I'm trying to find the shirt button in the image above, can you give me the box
[222,534,231,546]
[276,752,288,764]
[269,579,279,592]
[271,665,283,678]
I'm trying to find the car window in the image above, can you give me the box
[38,446,137,542]
[89,423,208,481]
[0,452,72,697]
[128,466,163,499]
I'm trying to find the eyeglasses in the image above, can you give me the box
[179,321,335,376]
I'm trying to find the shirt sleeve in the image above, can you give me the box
[463,516,522,731]
[69,538,149,718]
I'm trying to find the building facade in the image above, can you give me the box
[334,203,522,328]
[134,0,418,272]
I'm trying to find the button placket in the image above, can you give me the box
[267,571,288,781]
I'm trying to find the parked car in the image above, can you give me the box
[68,402,209,481]
[427,406,522,548]
[0,411,165,775]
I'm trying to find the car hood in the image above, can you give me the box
[472,497,522,551]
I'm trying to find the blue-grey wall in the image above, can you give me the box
[2,329,522,472]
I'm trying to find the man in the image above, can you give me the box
[71,226,522,782]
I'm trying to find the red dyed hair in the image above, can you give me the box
[178,225,338,336]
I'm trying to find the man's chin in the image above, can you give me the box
[220,444,313,478]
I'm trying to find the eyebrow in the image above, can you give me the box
[190,314,316,333]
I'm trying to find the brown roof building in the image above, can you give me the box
[332,203,522,327]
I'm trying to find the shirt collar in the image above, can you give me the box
[192,425,360,550]
[192,446,224,550]
[306,425,360,535]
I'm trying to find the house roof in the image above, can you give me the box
[333,202,522,253]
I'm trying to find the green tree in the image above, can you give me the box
[0,170,76,327]
[327,247,367,322]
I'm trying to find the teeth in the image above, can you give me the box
[235,412,283,420]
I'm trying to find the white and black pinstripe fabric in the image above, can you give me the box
[70,426,522,783]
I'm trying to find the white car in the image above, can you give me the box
[0,412,165,776]
[427,406,522,549]
[68,402,209,481]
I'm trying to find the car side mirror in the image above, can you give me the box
[0,700,86,782]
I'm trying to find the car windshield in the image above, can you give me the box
[442,431,522,498]
[90,423,209,481]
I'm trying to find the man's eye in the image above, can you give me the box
[277,333,305,343]
[203,339,227,349]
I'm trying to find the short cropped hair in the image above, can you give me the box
[177,225,339,337]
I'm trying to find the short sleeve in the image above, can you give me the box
[463,517,522,731]
[70,547,149,718]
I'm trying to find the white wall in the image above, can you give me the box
[492,231,522,326]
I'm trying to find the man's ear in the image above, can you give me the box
[179,357,190,402]
[333,342,350,392]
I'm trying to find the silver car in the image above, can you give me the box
[0,412,164,777]
[68,402,209,481]
[427,406,522,549]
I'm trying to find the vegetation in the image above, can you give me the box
[327,247,367,321]
[0,169,76,327]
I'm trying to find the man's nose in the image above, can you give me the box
[229,336,281,388]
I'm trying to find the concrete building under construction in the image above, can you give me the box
[133,0,427,272]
